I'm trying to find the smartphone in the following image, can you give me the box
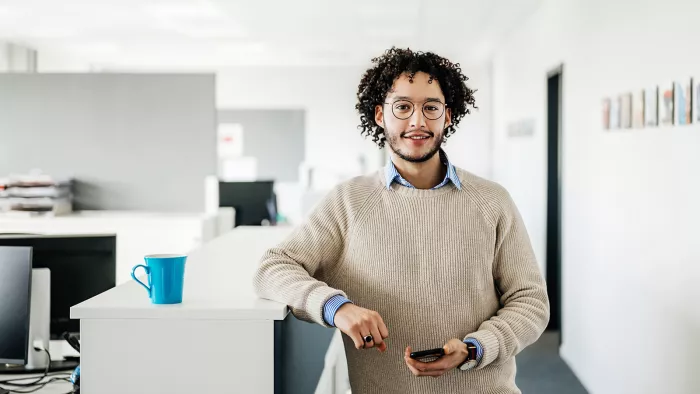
[409,347,445,363]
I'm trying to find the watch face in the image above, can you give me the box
[459,360,478,371]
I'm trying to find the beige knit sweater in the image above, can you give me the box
[254,167,549,394]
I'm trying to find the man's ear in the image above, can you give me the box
[445,107,452,129]
[375,104,384,128]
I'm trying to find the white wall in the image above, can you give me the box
[491,0,700,393]
[443,62,492,179]
[216,66,379,182]
[0,42,8,72]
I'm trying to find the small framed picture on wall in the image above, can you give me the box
[644,86,658,127]
[696,79,700,123]
[602,98,611,129]
[674,78,693,125]
[610,96,621,129]
[620,93,632,129]
[632,90,645,128]
[659,83,675,126]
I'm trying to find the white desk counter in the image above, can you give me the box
[71,226,293,394]
[0,209,234,284]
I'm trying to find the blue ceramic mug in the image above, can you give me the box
[131,254,186,304]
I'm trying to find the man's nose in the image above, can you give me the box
[410,105,428,129]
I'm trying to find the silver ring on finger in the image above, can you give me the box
[363,334,374,344]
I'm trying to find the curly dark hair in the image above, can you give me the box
[355,47,477,148]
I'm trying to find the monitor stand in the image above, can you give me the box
[0,269,78,374]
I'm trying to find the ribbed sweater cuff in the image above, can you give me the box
[464,330,499,368]
[305,286,347,328]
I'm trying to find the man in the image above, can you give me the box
[254,47,549,393]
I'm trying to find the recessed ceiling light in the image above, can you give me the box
[172,18,246,39]
[182,27,245,39]
[218,41,266,54]
[145,1,246,38]
[351,0,422,18]
[143,2,224,21]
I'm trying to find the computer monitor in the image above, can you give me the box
[0,246,33,365]
[0,234,116,339]
[219,181,277,227]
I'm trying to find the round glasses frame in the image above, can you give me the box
[383,100,447,120]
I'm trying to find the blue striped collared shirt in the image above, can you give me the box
[384,149,462,191]
[322,149,482,365]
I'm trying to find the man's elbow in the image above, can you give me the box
[519,286,551,333]
[541,302,551,329]
[537,288,551,331]
[252,274,265,298]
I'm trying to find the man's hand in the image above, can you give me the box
[333,303,389,352]
[404,339,468,377]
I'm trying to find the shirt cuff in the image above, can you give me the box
[464,338,484,365]
[322,295,353,327]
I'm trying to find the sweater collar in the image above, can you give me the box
[384,149,462,190]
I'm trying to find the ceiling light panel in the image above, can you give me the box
[144,0,246,39]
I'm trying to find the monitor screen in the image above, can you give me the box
[0,246,32,364]
[0,234,116,339]
[219,181,277,227]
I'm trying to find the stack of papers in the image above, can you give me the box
[0,178,8,212]
[0,172,73,216]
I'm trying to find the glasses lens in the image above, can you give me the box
[423,102,445,120]
[391,100,414,120]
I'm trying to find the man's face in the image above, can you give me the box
[375,71,452,163]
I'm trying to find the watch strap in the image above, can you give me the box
[457,338,482,370]
[464,338,483,364]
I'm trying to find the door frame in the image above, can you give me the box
[545,64,564,345]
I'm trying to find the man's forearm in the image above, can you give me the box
[253,187,350,327]
[254,246,348,327]
[465,283,549,368]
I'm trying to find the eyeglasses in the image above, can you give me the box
[383,100,446,120]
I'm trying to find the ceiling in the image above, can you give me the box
[0,0,542,69]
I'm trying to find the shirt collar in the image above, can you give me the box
[384,149,462,190]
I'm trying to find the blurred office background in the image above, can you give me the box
[0,0,698,393]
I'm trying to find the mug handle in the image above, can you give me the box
[131,264,151,295]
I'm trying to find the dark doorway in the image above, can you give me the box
[546,66,563,341]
